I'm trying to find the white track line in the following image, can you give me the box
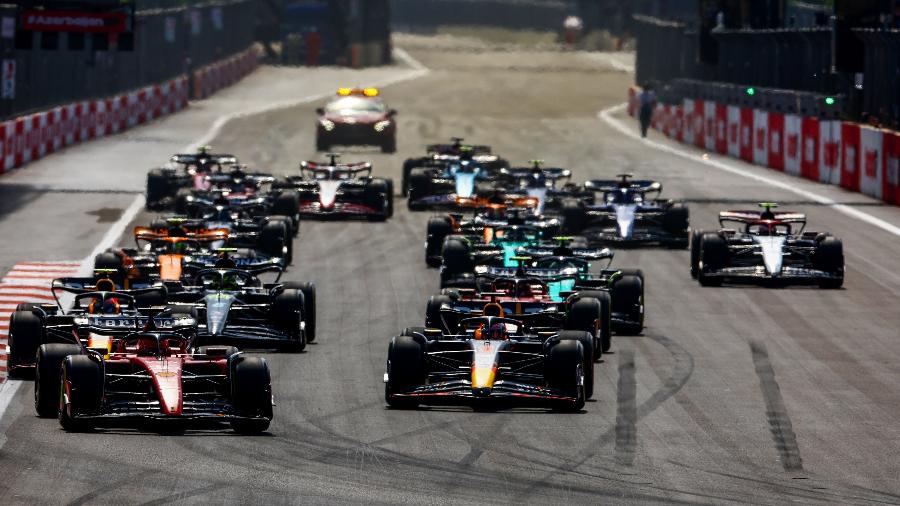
[599,103,900,239]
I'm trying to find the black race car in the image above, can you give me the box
[166,268,316,351]
[6,279,178,377]
[402,138,509,197]
[146,147,239,209]
[384,316,586,411]
[560,174,689,248]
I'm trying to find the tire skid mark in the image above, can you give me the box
[614,349,637,466]
[667,459,900,506]
[511,332,695,502]
[749,340,804,472]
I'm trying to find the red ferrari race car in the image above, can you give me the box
[315,88,397,153]
[35,318,274,433]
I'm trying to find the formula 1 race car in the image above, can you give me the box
[401,138,509,197]
[384,316,586,412]
[560,174,689,248]
[425,264,612,359]
[173,173,301,235]
[146,147,240,209]
[516,241,645,335]
[275,154,393,220]
[35,324,273,433]
[315,88,397,153]
[166,268,316,351]
[6,277,174,377]
[94,223,289,284]
[691,203,844,288]
[496,161,590,215]
[424,206,560,267]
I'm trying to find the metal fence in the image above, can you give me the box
[714,28,833,93]
[1,0,256,119]
[634,15,900,129]
[855,29,900,129]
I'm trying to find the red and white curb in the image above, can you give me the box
[0,261,80,381]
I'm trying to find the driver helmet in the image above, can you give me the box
[88,297,121,315]
[214,253,237,268]
[488,322,509,340]
[171,241,190,254]
[222,273,241,291]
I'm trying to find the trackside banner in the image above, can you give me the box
[22,10,127,34]
[626,86,900,210]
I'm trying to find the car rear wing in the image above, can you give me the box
[718,210,807,227]
[517,246,614,262]
[182,255,285,272]
[502,167,571,181]
[133,226,229,243]
[300,161,373,179]
[583,179,662,194]
[426,143,492,155]
[170,154,238,166]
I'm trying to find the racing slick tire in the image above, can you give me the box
[566,292,611,357]
[381,135,397,154]
[15,302,44,313]
[425,295,453,331]
[385,335,426,409]
[384,179,395,218]
[698,233,728,287]
[814,237,844,289]
[663,203,690,248]
[556,331,595,399]
[407,169,433,210]
[271,191,301,236]
[260,221,289,261]
[401,158,425,196]
[611,274,644,335]
[690,229,709,279]
[267,217,294,265]
[174,188,193,215]
[425,217,453,267]
[560,199,587,235]
[366,178,392,221]
[230,356,274,433]
[440,238,473,288]
[59,355,103,432]
[35,343,81,418]
[94,251,122,273]
[545,340,585,412]
[8,310,43,378]
[146,169,171,209]
[316,136,330,152]
[282,282,316,343]
[272,289,306,352]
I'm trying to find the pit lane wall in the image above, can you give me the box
[628,88,900,205]
[0,47,259,175]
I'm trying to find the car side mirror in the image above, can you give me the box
[315,107,325,115]
[388,109,398,117]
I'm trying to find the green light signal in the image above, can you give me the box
[824,96,836,106]
[746,87,756,96]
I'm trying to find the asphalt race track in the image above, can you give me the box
[1,35,900,505]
